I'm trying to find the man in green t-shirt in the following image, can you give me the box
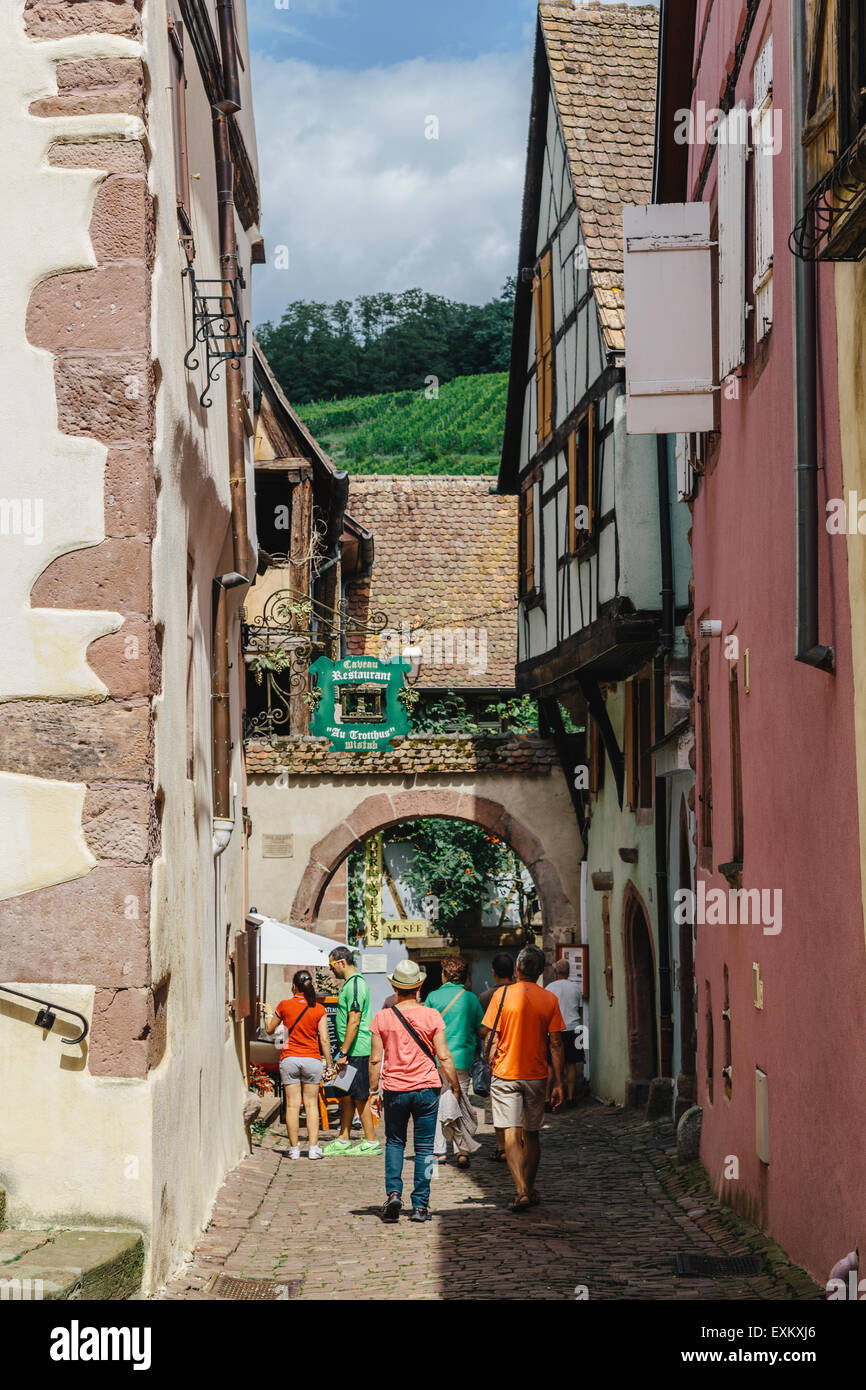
[426,956,484,1167]
[322,947,380,1156]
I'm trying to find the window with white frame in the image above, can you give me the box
[752,35,774,342]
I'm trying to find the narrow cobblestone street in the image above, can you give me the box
[160,1102,822,1302]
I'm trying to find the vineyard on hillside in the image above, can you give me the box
[297,372,508,475]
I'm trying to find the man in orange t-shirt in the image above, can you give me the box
[481,944,564,1211]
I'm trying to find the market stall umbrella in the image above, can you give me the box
[247,913,334,967]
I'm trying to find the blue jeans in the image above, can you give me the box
[383,1088,440,1209]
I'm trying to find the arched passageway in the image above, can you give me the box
[289,788,578,949]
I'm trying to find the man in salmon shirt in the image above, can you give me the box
[481,944,565,1212]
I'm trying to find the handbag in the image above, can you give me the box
[470,985,509,1097]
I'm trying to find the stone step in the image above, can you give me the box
[0,1228,144,1300]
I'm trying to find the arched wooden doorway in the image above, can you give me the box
[623,883,658,1109]
[676,795,697,1119]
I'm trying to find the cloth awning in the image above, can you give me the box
[247,912,334,967]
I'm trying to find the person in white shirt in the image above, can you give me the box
[545,958,583,1106]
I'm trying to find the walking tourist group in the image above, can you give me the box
[261,946,584,1220]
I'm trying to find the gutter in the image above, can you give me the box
[791,0,834,673]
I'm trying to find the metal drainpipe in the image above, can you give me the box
[655,434,675,1081]
[209,106,252,851]
[791,0,834,673]
[215,0,242,114]
[212,108,250,584]
[212,580,233,852]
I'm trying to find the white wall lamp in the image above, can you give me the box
[402,644,423,684]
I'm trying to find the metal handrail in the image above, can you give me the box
[0,984,89,1046]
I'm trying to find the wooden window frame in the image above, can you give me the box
[567,403,597,556]
[518,484,536,599]
[624,673,653,813]
[719,660,744,885]
[839,0,866,150]
[533,250,554,447]
[168,12,195,264]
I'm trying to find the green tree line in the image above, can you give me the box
[256,279,516,406]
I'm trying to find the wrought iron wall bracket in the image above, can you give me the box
[184,269,248,407]
[0,984,89,1045]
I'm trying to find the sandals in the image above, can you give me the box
[509,1194,532,1213]
[456,1154,471,1169]
[487,1148,508,1163]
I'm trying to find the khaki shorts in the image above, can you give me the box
[491,1076,547,1132]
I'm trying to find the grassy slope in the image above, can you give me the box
[296,372,508,475]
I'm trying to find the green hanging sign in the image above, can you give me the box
[309,655,412,752]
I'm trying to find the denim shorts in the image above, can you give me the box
[280,1056,324,1086]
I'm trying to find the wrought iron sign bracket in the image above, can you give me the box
[184,268,248,407]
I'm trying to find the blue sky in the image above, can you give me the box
[248,0,536,73]
[246,1,654,324]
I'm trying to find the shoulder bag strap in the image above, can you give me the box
[440,986,465,1018]
[388,1003,438,1065]
[483,984,510,1061]
[284,1002,312,1040]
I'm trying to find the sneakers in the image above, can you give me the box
[308,1145,323,1160]
[409,1207,431,1223]
[381,1193,401,1223]
[346,1139,381,1156]
[286,1145,301,1160]
[322,1138,353,1156]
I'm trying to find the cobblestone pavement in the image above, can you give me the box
[159,1100,822,1301]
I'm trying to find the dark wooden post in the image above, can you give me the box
[289,478,313,734]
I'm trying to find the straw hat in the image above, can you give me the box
[387,960,427,989]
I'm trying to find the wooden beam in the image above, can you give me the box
[289,478,313,735]
[254,458,313,479]
[578,674,625,810]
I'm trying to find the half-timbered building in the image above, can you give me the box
[499,2,693,1109]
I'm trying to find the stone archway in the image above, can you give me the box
[289,788,577,945]
[622,880,658,1109]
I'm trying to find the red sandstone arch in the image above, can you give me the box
[289,789,577,938]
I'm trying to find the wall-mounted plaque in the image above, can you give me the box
[262,834,294,858]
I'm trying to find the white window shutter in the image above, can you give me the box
[753,37,774,340]
[623,202,715,434]
[718,104,747,379]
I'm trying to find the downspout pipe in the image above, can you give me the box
[791,0,834,673]
[212,108,250,585]
[212,580,233,854]
[211,105,252,854]
[654,435,674,1081]
[215,0,242,114]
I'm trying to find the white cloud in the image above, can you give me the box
[249,51,527,323]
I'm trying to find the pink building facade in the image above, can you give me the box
[653,0,866,1282]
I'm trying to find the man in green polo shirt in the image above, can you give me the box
[322,946,380,1156]
[426,955,484,1167]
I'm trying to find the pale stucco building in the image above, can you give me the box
[0,0,263,1291]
